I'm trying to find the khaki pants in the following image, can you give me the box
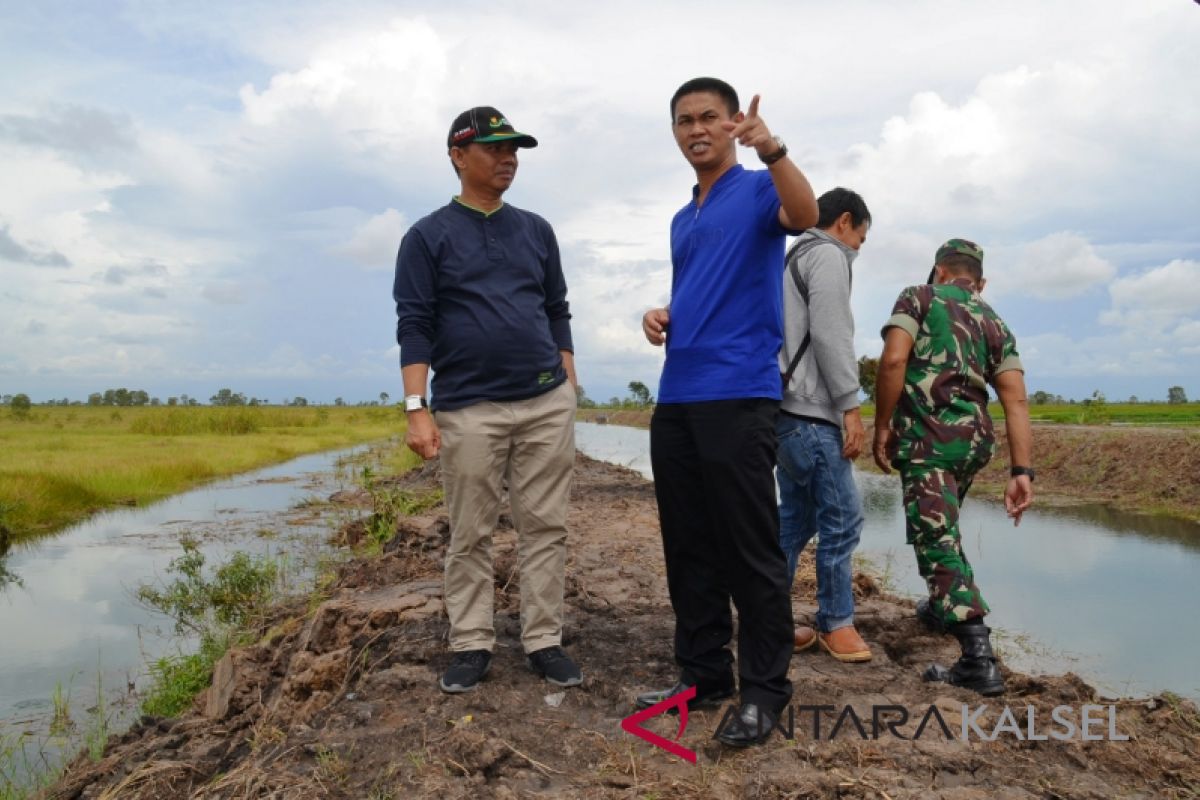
[436,380,576,653]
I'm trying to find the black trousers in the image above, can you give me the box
[649,399,794,710]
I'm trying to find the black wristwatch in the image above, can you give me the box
[1010,466,1035,482]
[759,136,788,165]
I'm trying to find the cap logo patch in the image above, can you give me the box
[489,116,507,129]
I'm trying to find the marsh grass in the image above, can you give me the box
[0,406,403,541]
[0,666,114,799]
[0,734,58,800]
[137,541,281,718]
[49,681,73,737]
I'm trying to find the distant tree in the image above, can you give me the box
[131,390,150,406]
[1168,386,1188,404]
[88,393,103,406]
[379,391,390,406]
[575,385,596,409]
[167,396,178,406]
[1030,390,1053,405]
[291,397,308,407]
[179,393,190,406]
[150,397,161,406]
[334,397,345,406]
[248,397,260,406]
[210,388,247,407]
[627,381,653,408]
[1128,395,1138,404]
[0,394,11,405]
[857,356,879,402]
[10,393,31,415]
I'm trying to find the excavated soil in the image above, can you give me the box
[44,455,1199,799]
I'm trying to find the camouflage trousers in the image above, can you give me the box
[899,458,990,625]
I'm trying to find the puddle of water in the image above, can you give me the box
[0,446,371,741]
[576,422,1200,701]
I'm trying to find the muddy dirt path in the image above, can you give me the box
[45,455,1199,799]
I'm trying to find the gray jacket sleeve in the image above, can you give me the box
[802,247,861,413]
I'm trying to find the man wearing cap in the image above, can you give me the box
[872,239,1034,696]
[637,77,819,747]
[394,106,580,694]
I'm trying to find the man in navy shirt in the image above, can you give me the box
[394,106,580,694]
[637,78,819,746]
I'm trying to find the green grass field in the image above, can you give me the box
[0,406,406,541]
[857,401,1200,425]
[1018,401,1200,425]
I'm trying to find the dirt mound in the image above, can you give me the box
[45,455,1199,799]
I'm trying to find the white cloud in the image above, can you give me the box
[333,208,408,270]
[1099,259,1200,342]
[238,18,448,145]
[1,0,1197,403]
[989,232,1116,300]
[1108,259,1200,317]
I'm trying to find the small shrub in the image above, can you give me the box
[137,539,278,634]
[136,542,279,717]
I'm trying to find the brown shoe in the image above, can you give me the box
[818,626,872,663]
[793,625,817,652]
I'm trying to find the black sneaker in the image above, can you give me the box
[527,646,582,687]
[439,649,491,693]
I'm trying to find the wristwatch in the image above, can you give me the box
[1010,466,1035,482]
[759,136,788,166]
[404,394,428,412]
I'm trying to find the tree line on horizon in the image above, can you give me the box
[1,382,1193,414]
[1,388,401,410]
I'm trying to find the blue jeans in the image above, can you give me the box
[776,415,864,633]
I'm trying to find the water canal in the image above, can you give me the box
[575,421,1200,701]
[0,445,371,747]
[2,423,1195,756]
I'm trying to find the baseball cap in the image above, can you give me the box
[927,238,984,283]
[447,106,538,150]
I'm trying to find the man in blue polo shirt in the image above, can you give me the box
[636,77,819,747]
[394,106,580,695]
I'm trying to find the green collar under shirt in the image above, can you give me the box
[453,196,504,217]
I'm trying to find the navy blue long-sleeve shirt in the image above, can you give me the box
[393,199,573,411]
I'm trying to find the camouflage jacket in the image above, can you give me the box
[881,277,1023,465]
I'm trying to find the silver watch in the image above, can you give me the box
[404,394,427,412]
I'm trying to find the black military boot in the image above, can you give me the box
[922,621,1006,696]
[915,597,947,633]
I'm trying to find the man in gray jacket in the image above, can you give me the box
[777,187,872,663]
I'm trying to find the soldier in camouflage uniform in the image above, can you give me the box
[871,239,1034,696]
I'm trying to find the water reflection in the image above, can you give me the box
[0,446,365,741]
[575,422,1200,701]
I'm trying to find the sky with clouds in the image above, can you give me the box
[1,0,1197,405]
